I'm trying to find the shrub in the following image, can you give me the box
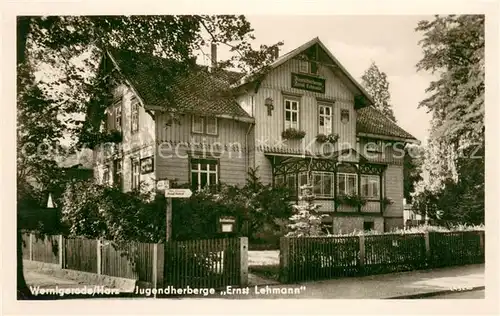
[281,128,306,140]
[335,194,367,208]
[316,133,339,144]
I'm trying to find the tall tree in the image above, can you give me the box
[361,62,397,122]
[16,15,282,299]
[412,15,484,224]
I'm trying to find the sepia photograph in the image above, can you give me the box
[4,3,497,314]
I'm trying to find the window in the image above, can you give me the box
[275,174,297,196]
[131,99,139,133]
[299,59,310,73]
[318,105,332,135]
[337,173,357,195]
[192,116,204,133]
[298,171,334,198]
[102,165,110,186]
[206,117,218,135]
[113,159,122,190]
[361,175,380,199]
[131,159,140,190]
[115,102,122,132]
[192,115,218,135]
[363,221,374,231]
[191,159,218,191]
[284,99,299,129]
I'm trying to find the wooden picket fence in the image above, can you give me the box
[280,230,485,283]
[164,238,246,289]
[21,233,248,289]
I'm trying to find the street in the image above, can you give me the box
[427,289,485,299]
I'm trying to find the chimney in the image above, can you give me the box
[272,46,279,60]
[210,42,217,70]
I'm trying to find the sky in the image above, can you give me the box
[201,15,436,144]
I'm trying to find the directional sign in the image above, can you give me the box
[157,179,170,191]
[165,188,192,198]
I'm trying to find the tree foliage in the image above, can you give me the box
[412,15,484,225]
[361,62,397,122]
[286,184,327,237]
[17,15,283,298]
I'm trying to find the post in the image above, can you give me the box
[279,237,290,283]
[96,239,102,275]
[166,198,172,242]
[479,231,485,258]
[358,235,365,274]
[239,237,248,286]
[29,233,33,261]
[58,235,65,269]
[152,243,165,298]
[424,231,431,265]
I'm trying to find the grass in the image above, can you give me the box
[249,265,280,282]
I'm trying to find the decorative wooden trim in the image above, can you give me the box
[281,90,303,98]
[316,96,336,104]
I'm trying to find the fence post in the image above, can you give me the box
[152,243,165,297]
[29,233,33,261]
[479,231,485,258]
[358,235,365,274]
[239,237,248,287]
[424,231,431,265]
[96,239,102,275]
[279,237,289,283]
[59,235,65,269]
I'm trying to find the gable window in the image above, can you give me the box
[192,115,218,135]
[298,59,310,73]
[115,101,122,132]
[113,159,123,190]
[191,158,218,191]
[284,99,299,130]
[131,99,139,133]
[318,104,332,135]
[337,173,357,196]
[131,159,140,190]
[361,175,380,199]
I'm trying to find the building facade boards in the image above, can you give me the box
[90,37,418,235]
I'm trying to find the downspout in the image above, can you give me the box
[245,121,255,178]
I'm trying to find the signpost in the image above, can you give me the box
[162,184,192,242]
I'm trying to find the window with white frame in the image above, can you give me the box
[361,175,380,199]
[102,165,110,186]
[298,171,334,198]
[131,99,139,133]
[298,59,310,73]
[192,115,218,135]
[318,104,332,135]
[284,99,299,129]
[206,117,218,135]
[275,173,297,196]
[191,159,218,191]
[114,101,122,132]
[113,159,122,190]
[131,159,140,190]
[337,173,358,196]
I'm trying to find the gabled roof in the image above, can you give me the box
[106,48,252,122]
[357,106,418,142]
[233,37,375,107]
